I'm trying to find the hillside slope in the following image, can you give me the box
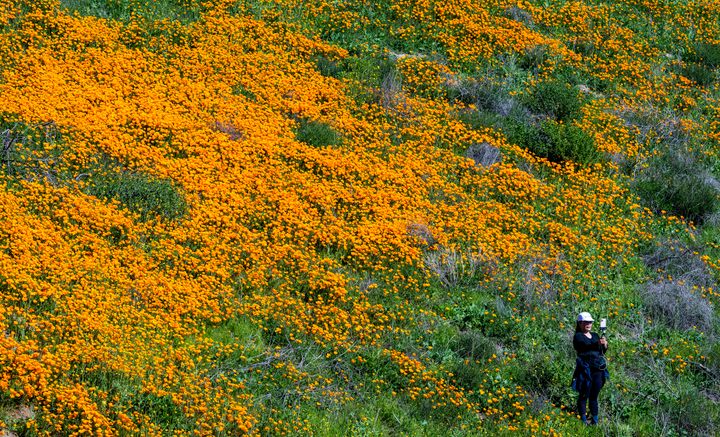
[0,0,719,435]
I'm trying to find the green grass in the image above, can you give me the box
[86,171,188,222]
[294,118,342,148]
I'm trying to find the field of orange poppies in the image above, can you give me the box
[0,0,718,435]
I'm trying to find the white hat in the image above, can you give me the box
[577,312,594,322]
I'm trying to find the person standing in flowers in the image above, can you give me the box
[572,312,609,425]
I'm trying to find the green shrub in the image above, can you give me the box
[294,118,341,147]
[450,330,495,361]
[502,118,600,165]
[313,55,346,78]
[570,37,595,57]
[524,80,584,122]
[634,152,719,223]
[681,63,716,87]
[509,350,575,412]
[87,172,187,222]
[450,359,485,390]
[518,44,550,72]
[541,120,601,165]
[688,42,720,68]
[458,109,503,130]
[231,83,256,101]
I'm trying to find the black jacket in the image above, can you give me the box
[573,332,608,371]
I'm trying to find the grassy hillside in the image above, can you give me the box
[0,0,718,435]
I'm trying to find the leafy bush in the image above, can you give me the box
[509,349,575,412]
[313,55,346,78]
[231,83,256,101]
[688,42,720,68]
[681,63,716,87]
[502,118,600,165]
[450,359,485,390]
[523,80,584,122]
[518,44,550,72]
[634,152,719,223]
[641,281,714,332]
[294,118,341,147]
[87,172,187,222]
[541,120,601,165]
[450,330,495,361]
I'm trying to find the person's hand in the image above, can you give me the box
[599,337,608,347]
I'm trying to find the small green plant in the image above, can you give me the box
[524,80,584,122]
[658,385,720,436]
[231,83,256,101]
[87,171,187,221]
[294,118,341,147]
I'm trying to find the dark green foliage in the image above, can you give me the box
[687,42,720,68]
[313,55,346,79]
[634,152,719,223]
[502,118,600,166]
[569,37,595,57]
[450,330,495,361]
[518,44,550,72]
[449,359,485,391]
[87,172,187,222]
[294,118,341,147]
[540,120,601,165]
[458,109,502,130]
[511,353,561,396]
[131,391,192,431]
[681,63,716,86]
[524,80,584,122]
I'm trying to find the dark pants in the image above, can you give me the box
[578,369,605,422]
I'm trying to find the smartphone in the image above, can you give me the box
[600,319,607,329]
